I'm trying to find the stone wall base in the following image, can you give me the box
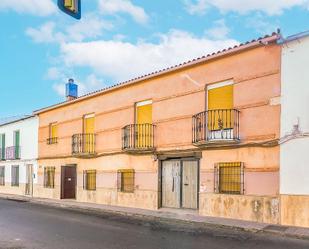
[199,192,280,224]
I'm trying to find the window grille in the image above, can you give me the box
[44,167,55,188]
[117,169,134,193]
[0,166,4,186]
[214,162,244,194]
[83,170,96,191]
[11,165,19,187]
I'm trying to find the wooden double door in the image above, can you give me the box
[61,165,77,199]
[161,159,199,209]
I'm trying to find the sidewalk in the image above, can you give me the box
[1,193,309,240]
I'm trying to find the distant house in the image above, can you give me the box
[280,31,309,228]
[0,115,38,196]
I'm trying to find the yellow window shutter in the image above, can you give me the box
[51,124,57,138]
[208,84,233,110]
[84,116,95,134]
[136,104,152,124]
[136,103,152,148]
[208,84,233,130]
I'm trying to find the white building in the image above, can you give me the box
[0,115,38,196]
[280,31,309,227]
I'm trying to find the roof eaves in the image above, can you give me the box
[0,115,35,128]
[282,30,309,43]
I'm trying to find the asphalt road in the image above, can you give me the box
[0,199,308,249]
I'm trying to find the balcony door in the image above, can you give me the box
[13,130,20,159]
[0,134,5,160]
[135,100,152,148]
[207,81,234,140]
[83,114,95,153]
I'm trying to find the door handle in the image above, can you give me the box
[172,178,175,192]
[184,183,189,186]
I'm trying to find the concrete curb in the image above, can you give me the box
[2,194,309,240]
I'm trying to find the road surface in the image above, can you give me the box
[0,198,308,249]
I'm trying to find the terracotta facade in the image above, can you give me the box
[34,34,282,223]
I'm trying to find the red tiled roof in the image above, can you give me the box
[34,32,281,114]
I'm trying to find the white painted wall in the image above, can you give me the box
[0,116,39,185]
[280,35,309,195]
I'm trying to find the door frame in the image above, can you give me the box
[159,157,200,210]
[61,164,77,199]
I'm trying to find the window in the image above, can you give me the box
[117,169,134,193]
[44,167,55,188]
[0,166,5,186]
[48,123,58,144]
[13,131,20,159]
[83,114,95,134]
[11,165,19,187]
[207,81,233,131]
[83,170,96,190]
[135,100,153,148]
[215,162,244,194]
[83,114,95,153]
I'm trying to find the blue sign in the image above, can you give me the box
[58,0,81,20]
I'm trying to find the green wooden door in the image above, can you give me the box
[14,131,20,159]
[0,134,5,160]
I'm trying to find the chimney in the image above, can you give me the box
[65,78,78,101]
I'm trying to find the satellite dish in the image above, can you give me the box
[58,0,81,20]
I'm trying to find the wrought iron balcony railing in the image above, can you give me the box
[5,146,21,160]
[47,137,58,145]
[192,109,240,145]
[72,133,96,156]
[122,123,155,152]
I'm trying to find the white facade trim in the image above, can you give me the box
[207,80,233,90]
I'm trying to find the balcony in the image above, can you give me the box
[122,123,155,153]
[192,109,240,146]
[47,137,58,145]
[72,133,96,157]
[5,146,21,160]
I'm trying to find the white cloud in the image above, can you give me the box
[46,67,63,80]
[0,0,56,16]
[246,13,279,35]
[184,0,208,15]
[52,74,105,97]
[184,0,309,15]
[60,30,238,82]
[26,15,112,44]
[52,83,66,97]
[205,19,230,39]
[98,0,149,24]
[65,14,113,42]
[25,22,65,44]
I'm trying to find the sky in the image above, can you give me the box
[0,0,308,119]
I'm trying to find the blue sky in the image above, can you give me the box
[0,0,308,119]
